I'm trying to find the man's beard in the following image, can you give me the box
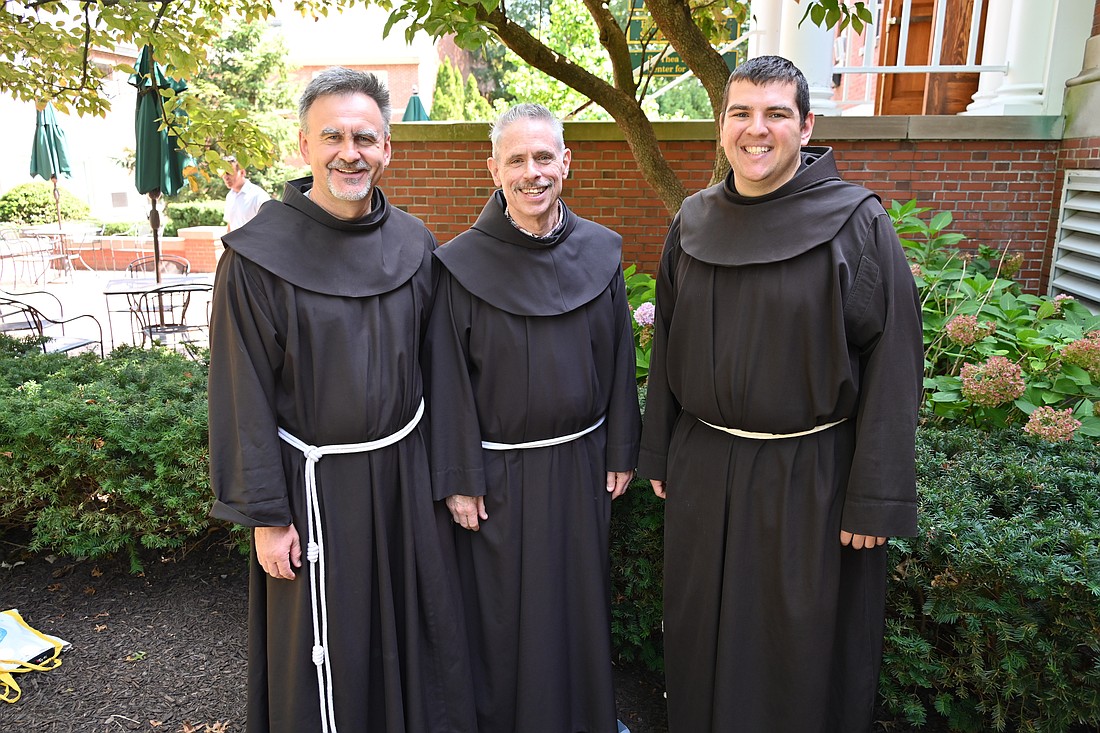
[326,164,373,202]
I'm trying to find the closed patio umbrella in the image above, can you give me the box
[29,101,72,231]
[402,89,430,121]
[129,44,193,285]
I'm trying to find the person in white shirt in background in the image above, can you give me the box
[222,155,271,232]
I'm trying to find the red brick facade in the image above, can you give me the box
[386,129,1064,294]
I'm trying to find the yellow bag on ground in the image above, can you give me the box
[0,608,70,703]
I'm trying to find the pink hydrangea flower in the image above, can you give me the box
[633,302,655,328]
[1061,335,1100,380]
[960,356,1025,407]
[945,314,995,346]
[909,263,922,278]
[1024,406,1081,442]
[1052,293,1074,315]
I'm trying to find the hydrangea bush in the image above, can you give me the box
[893,198,1100,441]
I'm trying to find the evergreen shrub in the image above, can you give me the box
[0,338,212,571]
[0,182,90,224]
[164,200,225,236]
[881,423,1100,732]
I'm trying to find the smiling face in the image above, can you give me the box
[719,79,814,198]
[487,118,571,236]
[298,92,392,220]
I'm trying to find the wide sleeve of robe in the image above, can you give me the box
[840,209,923,537]
[605,267,642,472]
[207,249,291,527]
[424,268,488,502]
[637,214,684,482]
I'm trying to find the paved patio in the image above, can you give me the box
[4,265,214,355]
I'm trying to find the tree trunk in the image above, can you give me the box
[481,5,689,213]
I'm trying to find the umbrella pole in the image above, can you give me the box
[51,175,62,231]
[148,191,166,329]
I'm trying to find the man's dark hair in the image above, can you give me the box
[298,67,392,134]
[722,55,810,124]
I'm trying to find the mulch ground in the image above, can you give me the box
[0,528,669,733]
[2,527,954,733]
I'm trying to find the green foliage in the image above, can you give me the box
[609,472,664,671]
[251,162,311,199]
[431,58,462,121]
[463,73,495,121]
[881,424,1100,732]
[891,199,1100,440]
[655,77,714,120]
[164,201,226,236]
[430,57,495,121]
[99,221,145,236]
[623,265,657,383]
[490,0,612,120]
[2,0,278,167]
[799,0,875,34]
[173,19,297,202]
[0,339,213,571]
[0,182,90,224]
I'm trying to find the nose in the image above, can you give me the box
[336,137,362,162]
[746,112,767,134]
[524,157,541,179]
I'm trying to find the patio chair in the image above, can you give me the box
[126,254,190,276]
[0,296,104,357]
[5,234,54,287]
[129,282,212,350]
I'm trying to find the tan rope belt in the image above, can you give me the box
[699,416,848,440]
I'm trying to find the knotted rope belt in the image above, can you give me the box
[699,416,848,440]
[480,414,605,450]
[276,398,424,733]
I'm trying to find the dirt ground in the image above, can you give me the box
[0,528,669,733]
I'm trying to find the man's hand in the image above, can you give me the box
[446,494,488,531]
[650,479,666,499]
[607,470,633,500]
[255,525,302,580]
[840,530,887,550]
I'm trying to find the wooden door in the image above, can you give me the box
[875,0,985,115]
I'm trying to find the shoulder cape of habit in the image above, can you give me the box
[220,176,430,297]
[434,190,623,316]
[680,146,878,266]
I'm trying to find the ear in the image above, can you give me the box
[298,128,309,159]
[800,111,815,146]
[561,147,571,180]
[487,156,502,187]
[382,133,392,168]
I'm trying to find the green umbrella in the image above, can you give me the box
[402,90,430,121]
[29,101,72,230]
[129,45,194,284]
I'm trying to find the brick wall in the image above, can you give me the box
[387,121,1062,293]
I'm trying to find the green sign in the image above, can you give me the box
[627,3,741,76]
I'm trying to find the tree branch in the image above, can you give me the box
[478,4,689,212]
[581,0,636,96]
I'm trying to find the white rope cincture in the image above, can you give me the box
[480,414,606,451]
[699,416,848,440]
[277,398,425,733]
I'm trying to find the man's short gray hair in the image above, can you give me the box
[489,103,564,158]
[298,67,392,134]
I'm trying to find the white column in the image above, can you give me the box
[962,0,1013,114]
[778,0,837,114]
[980,0,1053,114]
[748,0,782,58]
